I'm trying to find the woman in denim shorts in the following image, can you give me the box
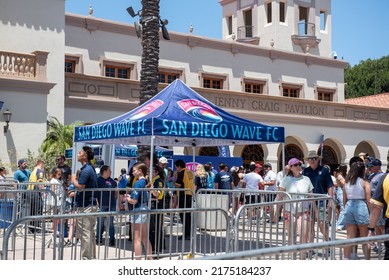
[344,161,371,260]
[126,162,152,260]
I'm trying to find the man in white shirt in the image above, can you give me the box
[263,162,278,222]
[242,163,264,222]
[263,163,277,193]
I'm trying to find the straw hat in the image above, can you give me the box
[304,150,322,160]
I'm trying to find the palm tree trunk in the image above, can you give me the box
[140,0,160,105]
[138,0,161,159]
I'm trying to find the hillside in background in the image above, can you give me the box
[345,55,389,98]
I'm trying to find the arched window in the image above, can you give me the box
[242,145,264,167]
[199,147,219,156]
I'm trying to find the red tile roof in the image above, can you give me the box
[345,92,389,108]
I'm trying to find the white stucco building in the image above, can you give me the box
[1,0,388,176]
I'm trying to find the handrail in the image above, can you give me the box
[237,25,254,39]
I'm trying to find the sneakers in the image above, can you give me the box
[64,239,79,247]
[96,239,104,245]
[336,226,343,231]
[373,244,385,253]
[306,250,316,259]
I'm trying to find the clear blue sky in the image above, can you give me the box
[65,0,389,66]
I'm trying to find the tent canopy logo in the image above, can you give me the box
[128,100,164,120]
[177,99,222,123]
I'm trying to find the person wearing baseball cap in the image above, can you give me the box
[252,163,262,174]
[366,157,386,253]
[276,157,314,257]
[159,157,168,164]
[13,158,31,185]
[158,157,169,186]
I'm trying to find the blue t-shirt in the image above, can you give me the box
[97,176,117,207]
[369,172,385,195]
[118,174,128,189]
[14,169,31,189]
[130,178,148,209]
[214,171,232,190]
[302,165,333,195]
[75,163,98,207]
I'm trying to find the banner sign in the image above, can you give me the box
[74,79,285,145]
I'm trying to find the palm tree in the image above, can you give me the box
[41,116,83,157]
[137,0,161,158]
[139,0,161,105]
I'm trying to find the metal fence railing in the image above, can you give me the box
[1,184,387,260]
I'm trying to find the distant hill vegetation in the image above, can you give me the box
[345,55,389,98]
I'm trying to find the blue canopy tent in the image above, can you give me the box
[73,79,285,171]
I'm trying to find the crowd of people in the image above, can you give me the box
[3,147,388,260]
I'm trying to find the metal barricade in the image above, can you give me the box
[0,184,64,233]
[232,194,337,259]
[199,234,389,260]
[1,206,230,260]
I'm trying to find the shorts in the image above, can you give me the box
[318,206,328,222]
[245,194,260,204]
[344,199,370,225]
[264,193,276,202]
[130,205,148,224]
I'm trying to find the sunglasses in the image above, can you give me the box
[292,164,302,167]
[308,157,318,161]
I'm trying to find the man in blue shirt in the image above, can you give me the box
[71,146,98,260]
[214,163,233,190]
[302,150,334,243]
[13,159,33,229]
[13,158,31,186]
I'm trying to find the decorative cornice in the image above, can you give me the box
[65,13,349,69]
[0,76,56,93]
[65,95,139,111]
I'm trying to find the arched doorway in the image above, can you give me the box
[318,145,338,172]
[355,141,376,159]
[242,145,264,168]
[199,146,219,156]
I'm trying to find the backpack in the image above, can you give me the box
[207,172,215,189]
[183,168,195,195]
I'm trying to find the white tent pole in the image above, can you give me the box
[192,145,196,172]
[150,136,155,177]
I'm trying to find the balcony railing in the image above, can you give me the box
[297,21,316,37]
[0,51,36,78]
[236,25,259,45]
[291,22,320,53]
[237,25,254,39]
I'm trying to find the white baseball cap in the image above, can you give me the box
[159,157,168,164]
